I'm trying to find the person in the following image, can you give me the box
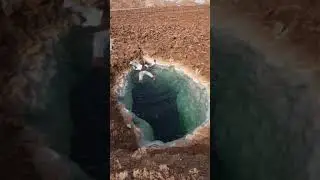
[90,2,108,68]
[62,1,108,179]
[63,0,107,68]
[130,60,156,82]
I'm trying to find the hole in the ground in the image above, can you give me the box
[119,64,209,145]
[213,29,315,180]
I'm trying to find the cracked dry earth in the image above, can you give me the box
[110,6,210,180]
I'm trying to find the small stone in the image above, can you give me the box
[117,171,128,180]
[126,123,132,128]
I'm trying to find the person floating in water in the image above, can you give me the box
[130,59,156,82]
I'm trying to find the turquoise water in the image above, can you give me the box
[119,65,209,143]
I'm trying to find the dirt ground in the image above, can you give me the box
[110,6,210,86]
[110,5,210,179]
[214,0,320,65]
[111,0,210,9]
[110,0,320,179]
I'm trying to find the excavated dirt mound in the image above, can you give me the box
[110,6,210,179]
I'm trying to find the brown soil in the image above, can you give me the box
[110,5,210,180]
[111,0,320,178]
[214,1,320,65]
[111,0,210,9]
[110,6,210,86]
[0,0,71,178]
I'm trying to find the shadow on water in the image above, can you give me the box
[212,29,315,180]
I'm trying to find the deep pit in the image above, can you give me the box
[213,29,317,180]
[119,65,209,144]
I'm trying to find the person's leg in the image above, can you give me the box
[138,71,144,82]
[138,71,155,82]
[144,71,155,80]
[144,71,154,78]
